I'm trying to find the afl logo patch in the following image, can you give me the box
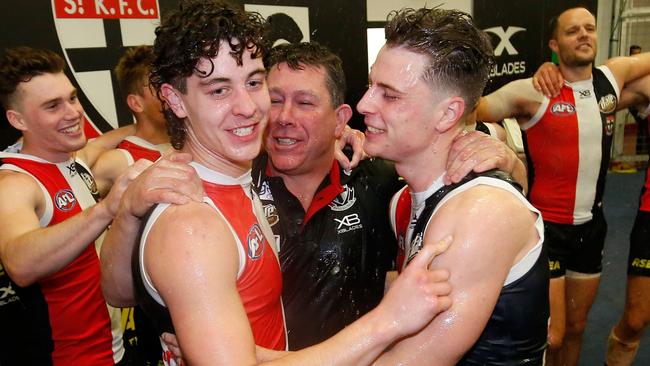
[599,94,617,114]
[329,185,356,211]
[550,102,575,116]
[247,224,265,260]
[54,189,77,211]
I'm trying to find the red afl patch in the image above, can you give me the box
[54,189,77,211]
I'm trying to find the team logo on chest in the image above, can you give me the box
[247,224,265,260]
[258,181,274,201]
[54,189,77,211]
[329,185,356,211]
[263,203,280,227]
[599,94,618,114]
[550,102,575,116]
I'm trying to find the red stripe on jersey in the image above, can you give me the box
[117,139,163,162]
[203,181,286,350]
[391,187,411,272]
[526,87,580,224]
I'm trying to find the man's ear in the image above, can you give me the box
[436,96,465,133]
[160,84,187,119]
[334,104,353,137]
[549,39,559,54]
[126,94,144,114]
[5,109,27,132]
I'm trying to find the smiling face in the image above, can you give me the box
[551,8,597,67]
[7,72,86,162]
[265,62,345,176]
[163,42,269,174]
[356,45,442,164]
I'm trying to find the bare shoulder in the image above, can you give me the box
[150,201,227,242]
[425,183,537,266]
[94,148,129,174]
[0,170,42,208]
[145,201,238,265]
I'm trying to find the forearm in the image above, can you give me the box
[3,201,113,286]
[256,346,289,363]
[509,156,528,194]
[100,208,142,306]
[266,306,398,366]
[84,124,135,166]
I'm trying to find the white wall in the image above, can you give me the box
[366,0,473,68]
[597,0,615,64]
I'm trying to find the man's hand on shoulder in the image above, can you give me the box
[532,62,563,98]
[445,131,526,192]
[335,125,368,171]
[115,152,204,220]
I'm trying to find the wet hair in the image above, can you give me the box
[150,0,268,149]
[0,47,66,110]
[265,42,346,108]
[385,8,493,113]
[548,6,596,41]
[115,45,155,97]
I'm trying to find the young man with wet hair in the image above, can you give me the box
[359,8,548,365]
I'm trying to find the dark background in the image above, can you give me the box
[0,0,597,148]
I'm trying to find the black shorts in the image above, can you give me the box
[544,207,607,278]
[628,210,650,276]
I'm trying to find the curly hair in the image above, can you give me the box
[265,42,346,108]
[150,0,268,149]
[0,47,66,110]
[115,45,155,98]
[385,8,493,113]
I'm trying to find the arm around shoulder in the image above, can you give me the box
[374,185,539,365]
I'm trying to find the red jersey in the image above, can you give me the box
[0,153,117,365]
[136,162,286,364]
[117,136,169,164]
[523,66,619,225]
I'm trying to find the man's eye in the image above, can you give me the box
[211,88,227,96]
[248,79,264,88]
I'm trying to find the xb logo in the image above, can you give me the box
[484,26,526,56]
[335,214,361,230]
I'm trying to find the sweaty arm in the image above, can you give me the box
[145,201,453,366]
[606,52,650,93]
[374,184,540,366]
[93,148,131,197]
[77,124,135,167]
[100,153,203,307]
[477,78,545,124]
[0,171,115,287]
[618,74,650,111]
